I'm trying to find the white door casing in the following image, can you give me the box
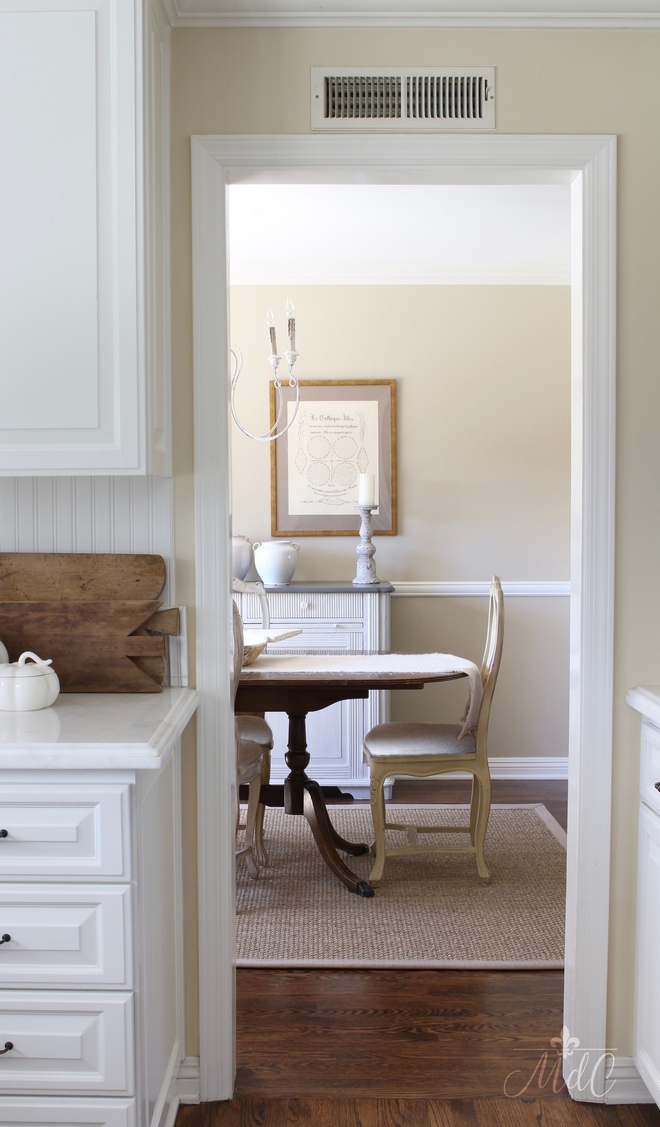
[192,133,616,1102]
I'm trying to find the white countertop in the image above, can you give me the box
[0,687,198,769]
[627,685,660,728]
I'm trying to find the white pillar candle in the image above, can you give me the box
[358,473,376,507]
[285,297,296,351]
[266,308,277,356]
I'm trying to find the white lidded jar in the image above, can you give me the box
[0,652,60,712]
[253,541,300,586]
[231,535,253,580]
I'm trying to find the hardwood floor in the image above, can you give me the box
[390,779,568,833]
[177,1097,660,1125]
[177,781,659,1124]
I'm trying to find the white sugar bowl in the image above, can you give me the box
[0,652,60,712]
[253,541,300,586]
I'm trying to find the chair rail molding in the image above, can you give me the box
[164,0,660,27]
[192,132,617,1102]
[391,580,570,596]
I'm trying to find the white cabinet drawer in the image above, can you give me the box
[239,590,365,622]
[0,1096,135,1127]
[266,623,364,653]
[0,991,133,1095]
[0,785,130,881]
[0,885,131,988]
[641,723,660,817]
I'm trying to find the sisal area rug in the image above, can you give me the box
[236,804,566,969]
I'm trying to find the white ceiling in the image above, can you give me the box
[166,0,660,26]
[227,183,571,286]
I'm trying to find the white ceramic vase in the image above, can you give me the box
[253,541,300,586]
[231,535,253,580]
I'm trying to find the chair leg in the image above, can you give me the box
[368,769,388,888]
[474,772,491,883]
[244,773,262,879]
[254,748,270,868]
[469,774,479,846]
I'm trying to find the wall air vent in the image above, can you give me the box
[311,67,496,131]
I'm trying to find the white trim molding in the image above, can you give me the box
[166,1,660,27]
[192,133,616,1103]
[605,1058,654,1104]
[391,580,570,597]
[175,1055,201,1104]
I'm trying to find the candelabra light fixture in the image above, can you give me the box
[230,298,300,442]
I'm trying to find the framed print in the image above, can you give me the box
[270,380,397,536]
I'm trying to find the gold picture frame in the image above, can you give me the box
[270,379,397,537]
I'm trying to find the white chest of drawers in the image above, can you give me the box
[0,688,198,1127]
[234,581,392,797]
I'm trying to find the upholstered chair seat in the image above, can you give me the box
[364,723,476,758]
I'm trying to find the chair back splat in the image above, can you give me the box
[475,576,505,762]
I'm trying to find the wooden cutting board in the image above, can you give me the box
[0,553,178,693]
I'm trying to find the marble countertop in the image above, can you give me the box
[0,687,198,769]
[627,685,660,727]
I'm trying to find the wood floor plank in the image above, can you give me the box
[474,1097,543,1127]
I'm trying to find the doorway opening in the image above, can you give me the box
[191,134,616,1105]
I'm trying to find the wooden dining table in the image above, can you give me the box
[236,657,468,898]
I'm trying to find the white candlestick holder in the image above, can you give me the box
[353,504,380,585]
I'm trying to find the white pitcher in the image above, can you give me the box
[253,541,300,586]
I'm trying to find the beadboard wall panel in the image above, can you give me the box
[0,476,175,603]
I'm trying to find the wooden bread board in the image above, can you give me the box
[0,553,178,693]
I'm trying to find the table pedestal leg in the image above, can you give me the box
[303,784,374,898]
[282,709,374,897]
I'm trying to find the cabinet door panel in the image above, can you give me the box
[0,1,142,473]
[635,804,660,1104]
[0,1096,135,1127]
[0,884,131,988]
[0,785,130,880]
[0,990,133,1094]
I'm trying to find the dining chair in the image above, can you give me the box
[232,599,274,877]
[363,575,504,888]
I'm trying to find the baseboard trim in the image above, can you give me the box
[176,1055,201,1105]
[603,1057,654,1104]
[152,1040,182,1127]
[275,759,569,795]
[391,581,570,597]
[439,756,568,781]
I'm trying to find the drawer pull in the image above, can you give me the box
[655,783,660,793]
[0,830,7,839]
[0,934,9,945]
[0,1042,13,1054]
[300,601,309,610]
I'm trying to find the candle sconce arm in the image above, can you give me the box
[230,346,300,442]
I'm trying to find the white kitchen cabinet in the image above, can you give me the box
[0,0,171,475]
[234,581,392,796]
[0,688,198,1127]
[628,686,660,1108]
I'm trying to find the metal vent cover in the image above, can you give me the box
[311,67,496,130]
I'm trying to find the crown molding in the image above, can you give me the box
[168,2,660,28]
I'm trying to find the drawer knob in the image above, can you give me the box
[655,783,660,793]
[0,830,7,839]
[300,600,309,610]
[0,935,9,945]
[0,1043,13,1055]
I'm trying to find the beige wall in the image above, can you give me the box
[231,283,570,759]
[171,27,660,1058]
[231,285,570,579]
